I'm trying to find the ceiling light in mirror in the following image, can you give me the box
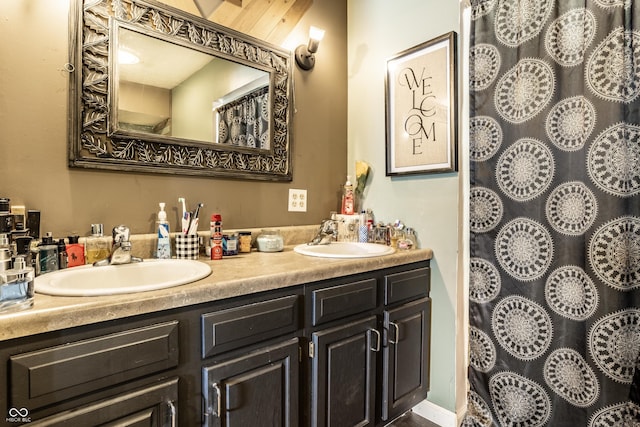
[118,49,139,65]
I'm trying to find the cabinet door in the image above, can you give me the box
[382,297,431,421]
[310,316,379,427]
[202,338,299,427]
[28,378,178,426]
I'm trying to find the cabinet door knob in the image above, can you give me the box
[388,322,400,345]
[369,328,381,352]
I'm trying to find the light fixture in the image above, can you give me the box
[295,26,325,70]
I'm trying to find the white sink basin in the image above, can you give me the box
[35,259,211,296]
[293,242,395,258]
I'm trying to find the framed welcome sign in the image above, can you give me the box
[385,32,458,175]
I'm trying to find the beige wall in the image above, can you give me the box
[0,0,347,237]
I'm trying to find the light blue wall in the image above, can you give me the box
[347,0,462,412]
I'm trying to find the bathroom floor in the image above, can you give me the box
[388,411,441,427]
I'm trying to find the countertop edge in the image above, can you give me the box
[0,247,433,342]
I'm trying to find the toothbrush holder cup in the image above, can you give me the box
[175,234,200,260]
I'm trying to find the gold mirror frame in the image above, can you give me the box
[68,0,293,180]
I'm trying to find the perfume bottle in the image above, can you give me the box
[66,235,85,267]
[85,224,109,264]
[0,255,35,313]
[38,233,59,275]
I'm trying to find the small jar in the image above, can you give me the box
[256,229,284,252]
[238,231,252,253]
[222,233,238,256]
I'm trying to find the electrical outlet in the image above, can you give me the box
[288,189,307,212]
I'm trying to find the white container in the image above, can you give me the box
[256,230,284,252]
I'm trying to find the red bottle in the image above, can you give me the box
[210,214,223,260]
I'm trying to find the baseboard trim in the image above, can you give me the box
[412,399,457,427]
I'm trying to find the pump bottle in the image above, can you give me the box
[156,203,171,259]
[341,176,355,215]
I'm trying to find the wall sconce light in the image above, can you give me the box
[295,26,325,70]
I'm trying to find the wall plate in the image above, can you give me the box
[288,189,307,212]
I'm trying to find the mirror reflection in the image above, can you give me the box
[115,27,271,149]
[69,0,293,180]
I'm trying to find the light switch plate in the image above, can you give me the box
[288,189,307,212]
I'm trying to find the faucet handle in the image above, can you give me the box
[112,225,130,244]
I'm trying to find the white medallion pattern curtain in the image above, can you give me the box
[466,0,640,425]
[216,86,269,148]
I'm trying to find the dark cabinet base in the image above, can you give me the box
[310,316,378,427]
[29,378,178,426]
[382,297,431,421]
[203,338,300,427]
[0,261,430,427]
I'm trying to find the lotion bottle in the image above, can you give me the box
[340,176,355,215]
[156,203,171,259]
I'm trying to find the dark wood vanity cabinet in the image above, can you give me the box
[306,265,431,427]
[309,316,379,427]
[0,260,430,427]
[1,320,182,426]
[381,267,432,422]
[382,297,431,421]
[201,294,303,427]
[203,338,300,427]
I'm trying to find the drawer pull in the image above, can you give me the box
[389,322,400,345]
[369,328,381,352]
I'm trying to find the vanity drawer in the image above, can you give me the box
[309,278,378,326]
[10,321,179,410]
[201,294,301,358]
[384,267,430,306]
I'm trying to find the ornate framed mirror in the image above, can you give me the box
[68,0,293,180]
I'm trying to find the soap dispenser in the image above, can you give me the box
[156,202,171,259]
[340,176,355,215]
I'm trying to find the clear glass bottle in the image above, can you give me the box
[85,224,109,264]
[0,255,34,313]
[404,228,418,249]
[38,233,59,275]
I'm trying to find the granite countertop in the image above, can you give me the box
[0,245,433,342]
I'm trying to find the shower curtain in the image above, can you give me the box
[216,86,269,149]
[466,0,640,425]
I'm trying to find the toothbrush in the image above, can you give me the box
[178,197,190,234]
[188,203,204,235]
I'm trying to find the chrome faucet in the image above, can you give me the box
[308,218,340,245]
[94,225,142,266]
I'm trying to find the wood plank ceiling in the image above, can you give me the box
[158,0,313,45]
